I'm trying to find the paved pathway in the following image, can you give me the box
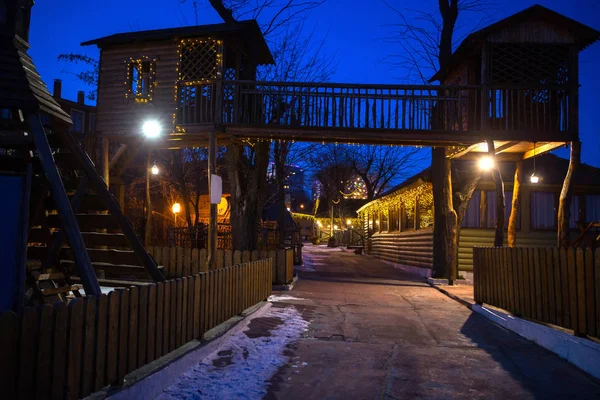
[264,244,600,399]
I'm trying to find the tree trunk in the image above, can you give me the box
[226,142,270,251]
[274,141,288,249]
[487,141,505,247]
[432,147,456,279]
[480,190,487,228]
[558,141,581,247]
[508,160,522,247]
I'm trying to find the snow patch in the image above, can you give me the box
[268,294,307,302]
[156,306,308,400]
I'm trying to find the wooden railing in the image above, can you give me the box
[147,246,294,285]
[474,247,600,338]
[0,258,272,400]
[176,80,571,135]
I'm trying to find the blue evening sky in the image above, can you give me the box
[29,0,600,167]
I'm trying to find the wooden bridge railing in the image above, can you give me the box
[0,258,272,400]
[474,247,599,339]
[177,80,571,135]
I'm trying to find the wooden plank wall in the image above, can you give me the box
[368,229,434,270]
[0,258,273,400]
[96,41,179,136]
[148,247,294,284]
[474,247,600,338]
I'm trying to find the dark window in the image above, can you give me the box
[0,108,11,119]
[127,59,155,101]
[569,196,581,229]
[389,207,399,231]
[70,110,85,134]
[485,190,519,229]
[531,192,557,230]
[586,195,600,222]
[462,191,481,228]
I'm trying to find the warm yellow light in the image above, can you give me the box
[151,164,159,175]
[172,203,181,214]
[346,219,351,225]
[286,207,291,212]
[334,225,338,229]
[142,120,161,138]
[530,174,540,184]
[317,221,322,226]
[478,156,495,171]
[300,204,304,209]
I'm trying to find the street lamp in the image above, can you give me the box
[151,164,159,175]
[142,120,161,138]
[172,202,181,225]
[478,156,495,171]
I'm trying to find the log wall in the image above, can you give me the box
[368,229,434,270]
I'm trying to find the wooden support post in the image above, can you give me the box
[558,141,580,247]
[487,140,505,247]
[508,160,522,247]
[145,151,152,246]
[207,130,217,269]
[101,137,110,187]
[58,130,164,282]
[480,190,487,228]
[28,115,101,296]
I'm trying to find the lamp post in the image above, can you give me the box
[172,202,181,226]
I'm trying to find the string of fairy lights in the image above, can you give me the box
[124,56,157,103]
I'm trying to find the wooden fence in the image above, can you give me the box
[474,247,600,338]
[147,246,294,285]
[0,258,272,400]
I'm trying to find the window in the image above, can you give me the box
[381,211,389,232]
[403,205,415,231]
[419,196,433,229]
[586,195,600,222]
[1,108,11,119]
[569,196,581,228]
[88,113,96,133]
[531,192,556,230]
[70,109,85,134]
[389,206,400,231]
[462,191,481,228]
[485,191,519,229]
[374,212,380,233]
[126,57,156,102]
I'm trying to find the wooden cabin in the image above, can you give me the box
[357,154,600,279]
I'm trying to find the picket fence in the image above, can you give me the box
[0,258,272,400]
[147,246,294,284]
[474,247,600,338]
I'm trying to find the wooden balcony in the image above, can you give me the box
[174,80,573,146]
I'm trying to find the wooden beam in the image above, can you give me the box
[101,137,109,187]
[57,130,165,282]
[448,143,482,159]
[508,160,522,247]
[494,141,520,154]
[28,115,101,296]
[523,142,565,159]
[108,144,128,170]
[112,141,142,177]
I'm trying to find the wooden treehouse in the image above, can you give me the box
[0,0,163,311]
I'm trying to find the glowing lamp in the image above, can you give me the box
[334,225,338,229]
[151,164,159,175]
[142,120,161,138]
[346,219,351,225]
[172,203,181,214]
[300,204,305,209]
[530,174,540,184]
[478,156,495,171]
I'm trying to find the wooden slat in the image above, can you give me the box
[251,250,259,262]
[585,248,596,336]
[187,276,194,342]
[118,289,130,383]
[163,281,171,354]
[81,298,98,398]
[147,284,157,363]
[193,275,201,339]
[138,286,148,367]
[560,247,571,328]
[546,248,556,326]
[233,250,242,266]
[184,247,192,277]
[567,248,579,332]
[18,307,39,400]
[177,247,184,278]
[156,283,165,360]
[576,248,587,335]
[191,249,200,275]
[595,248,600,338]
[169,247,177,279]
[209,271,216,330]
[36,304,53,400]
[539,248,549,322]
[242,250,251,264]
[66,299,84,400]
[176,279,184,348]
[106,291,120,384]
[225,250,233,268]
[162,247,171,278]
[52,303,69,399]
[170,280,177,352]
[128,286,139,373]
[199,249,208,272]
[553,248,563,328]
[181,278,188,346]
[94,294,108,391]
[201,273,208,336]
[0,312,19,399]
[533,248,543,321]
[521,248,530,318]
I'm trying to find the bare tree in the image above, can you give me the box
[384,0,494,280]
[346,145,425,200]
[57,53,99,100]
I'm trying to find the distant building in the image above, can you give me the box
[51,79,96,137]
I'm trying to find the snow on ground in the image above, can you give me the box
[267,294,307,302]
[156,305,309,400]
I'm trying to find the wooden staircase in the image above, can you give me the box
[0,122,163,306]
